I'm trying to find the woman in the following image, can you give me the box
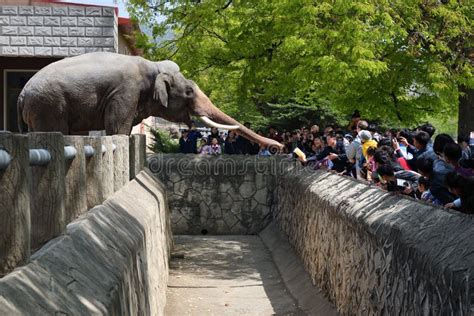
[224,131,240,154]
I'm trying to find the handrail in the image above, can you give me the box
[84,145,95,158]
[64,146,77,160]
[1,143,118,169]
[0,149,11,170]
[29,149,51,166]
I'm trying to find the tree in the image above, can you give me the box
[129,0,473,132]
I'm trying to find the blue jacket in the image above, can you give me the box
[405,145,436,170]
[430,158,455,204]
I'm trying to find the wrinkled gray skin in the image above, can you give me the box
[18,52,283,150]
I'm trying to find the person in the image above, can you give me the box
[207,127,223,145]
[268,126,283,143]
[373,146,420,186]
[430,134,456,205]
[364,146,377,181]
[198,138,210,154]
[346,120,369,179]
[396,131,436,170]
[288,130,304,153]
[310,124,320,138]
[376,164,415,196]
[258,145,272,157]
[368,124,382,142]
[418,123,436,149]
[359,130,378,163]
[347,110,361,131]
[442,142,474,177]
[416,158,434,179]
[316,134,347,173]
[188,122,203,153]
[391,138,412,170]
[235,123,253,154]
[179,130,194,153]
[417,176,442,205]
[458,134,472,161]
[208,137,221,155]
[301,127,313,154]
[224,131,240,154]
[444,172,474,213]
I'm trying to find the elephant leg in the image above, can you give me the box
[104,97,137,135]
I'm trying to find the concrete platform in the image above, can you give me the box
[165,235,303,315]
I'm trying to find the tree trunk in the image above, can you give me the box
[458,86,474,137]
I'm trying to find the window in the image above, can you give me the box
[3,70,36,132]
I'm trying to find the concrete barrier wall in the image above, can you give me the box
[0,132,145,275]
[272,167,474,315]
[149,154,290,234]
[0,170,172,315]
[152,154,474,314]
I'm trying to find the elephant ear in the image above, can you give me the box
[154,73,169,107]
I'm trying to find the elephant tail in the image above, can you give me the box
[17,92,28,133]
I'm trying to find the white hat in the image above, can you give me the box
[358,130,372,142]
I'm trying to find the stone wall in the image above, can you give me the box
[149,154,292,234]
[272,167,474,315]
[0,170,172,315]
[0,4,117,57]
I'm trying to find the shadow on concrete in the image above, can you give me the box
[167,235,303,315]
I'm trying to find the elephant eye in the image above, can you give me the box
[185,87,194,97]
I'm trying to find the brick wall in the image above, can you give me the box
[0,4,117,57]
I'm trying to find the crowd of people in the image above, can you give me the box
[178,113,474,214]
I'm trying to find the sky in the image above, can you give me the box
[58,0,130,17]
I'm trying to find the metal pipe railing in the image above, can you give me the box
[0,149,11,170]
[84,145,95,158]
[1,143,118,169]
[64,146,77,160]
[29,149,51,166]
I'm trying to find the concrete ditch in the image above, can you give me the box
[2,153,473,315]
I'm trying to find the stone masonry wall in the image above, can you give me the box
[149,154,291,234]
[0,170,172,315]
[273,167,474,315]
[0,4,117,57]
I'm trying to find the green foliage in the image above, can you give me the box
[148,127,180,153]
[129,0,473,129]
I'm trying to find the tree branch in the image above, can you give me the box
[390,92,403,121]
[216,0,232,12]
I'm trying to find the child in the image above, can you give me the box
[417,176,442,205]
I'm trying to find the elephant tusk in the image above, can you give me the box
[200,116,239,130]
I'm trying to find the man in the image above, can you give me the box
[188,122,202,153]
[179,130,194,153]
[207,127,223,145]
[288,130,304,153]
[430,134,456,205]
[268,126,283,143]
[316,134,347,173]
[397,131,436,170]
[443,143,474,177]
[346,120,368,178]
[418,123,436,149]
[236,122,253,154]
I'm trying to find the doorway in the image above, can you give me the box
[3,70,36,132]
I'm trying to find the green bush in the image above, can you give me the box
[148,127,180,153]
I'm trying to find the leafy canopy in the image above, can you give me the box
[129,0,473,130]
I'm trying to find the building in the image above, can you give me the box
[0,0,142,133]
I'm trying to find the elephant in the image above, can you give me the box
[17,52,283,150]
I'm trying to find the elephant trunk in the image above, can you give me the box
[193,87,284,151]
